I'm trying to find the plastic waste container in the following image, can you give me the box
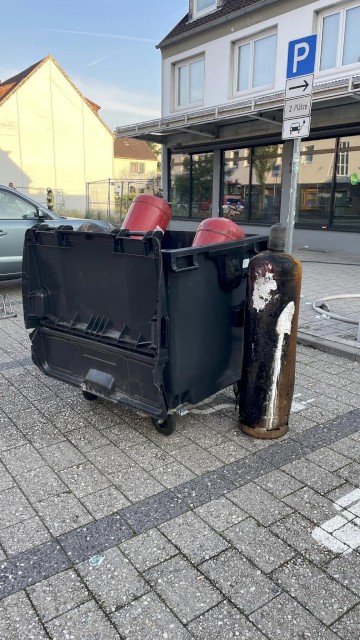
[22,225,268,434]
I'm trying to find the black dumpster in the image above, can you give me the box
[22,226,268,434]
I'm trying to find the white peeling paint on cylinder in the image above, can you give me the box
[266,301,295,431]
[252,271,277,312]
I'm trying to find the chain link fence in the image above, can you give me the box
[86,178,162,225]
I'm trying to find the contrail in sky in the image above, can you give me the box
[50,29,158,43]
[86,55,108,67]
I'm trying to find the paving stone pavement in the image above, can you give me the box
[0,254,359,640]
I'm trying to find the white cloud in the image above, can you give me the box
[74,76,160,128]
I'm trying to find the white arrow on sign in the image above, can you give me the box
[285,74,314,99]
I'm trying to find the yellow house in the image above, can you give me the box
[114,138,158,181]
[0,54,114,213]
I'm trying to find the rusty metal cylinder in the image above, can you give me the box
[239,224,302,439]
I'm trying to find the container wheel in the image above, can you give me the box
[233,382,240,400]
[151,415,175,436]
[82,390,98,401]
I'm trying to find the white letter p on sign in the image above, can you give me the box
[293,42,310,73]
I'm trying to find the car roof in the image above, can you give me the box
[0,184,62,218]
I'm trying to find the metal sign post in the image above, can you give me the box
[282,34,317,253]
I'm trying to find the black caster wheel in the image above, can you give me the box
[151,415,176,436]
[82,390,98,401]
[233,382,240,400]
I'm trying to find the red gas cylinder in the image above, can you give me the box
[121,195,171,237]
[192,217,245,246]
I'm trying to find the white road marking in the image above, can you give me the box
[312,490,360,554]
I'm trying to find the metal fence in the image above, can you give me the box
[86,178,162,224]
[16,186,65,212]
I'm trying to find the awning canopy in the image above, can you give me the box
[116,73,360,146]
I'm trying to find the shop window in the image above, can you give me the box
[175,56,205,108]
[170,152,213,218]
[297,139,336,228]
[222,145,282,224]
[234,32,277,94]
[302,145,314,165]
[319,3,360,71]
[333,135,360,230]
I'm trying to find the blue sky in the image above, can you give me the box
[0,1,188,130]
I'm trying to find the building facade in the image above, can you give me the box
[117,0,360,252]
[0,55,114,213]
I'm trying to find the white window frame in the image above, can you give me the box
[193,0,217,19]
[318,1,360,73]
[174,55,205,110]
[233,30,277,96]
[336,141,350,176]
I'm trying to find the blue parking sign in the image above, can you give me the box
[287,35,317,79]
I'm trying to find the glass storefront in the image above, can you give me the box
[222,144,282,223]
[169,135,360,231]
[170,152,213,218]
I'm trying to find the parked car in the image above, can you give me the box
[0,185,111,280]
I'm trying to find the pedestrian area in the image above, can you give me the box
[0,260,359,640]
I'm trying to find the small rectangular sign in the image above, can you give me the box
[284,95,312,119]
[282,116,311,140]
[287,34,317,78]
[285,74,314,99]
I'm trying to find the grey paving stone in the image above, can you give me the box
[225,517,295,573]
[200,548,281,614]
[0,486,35,529]
[148,459,196,488]
[250,592,342,640]
[102,423,149,449]
[59,461,111,498]
[0,515,51,556]
[35,492,93,536]
[293,412,360,452]
[173,441,225,477]
[221,453,275,487]
[187,599,267,639]
[77,546,149,612]
[19,422,64,449]
[121,490,187,534]
[16,465,67,503]
[282,458,344,494]
[84,443,133,474]
[273,557,358,625]
[146,555,222,624]
[159,511,229,564]
[256,439,311,467]
[332,603,360,640]
[337,462,360,487]
[326,551,360,596]
[111,591,192,640]
[1,443,45,476]
[48,409,92,433]
[306,446,352,472]
[0,541,71,599]
[227,483,293,526]
[110,465,164,502]
[208,438,250,463]
[194,496,248,532]
[39,440,87,471]
[173,468,236,508]
[65,425,111,452]
[27,568,90,622]
[45,599,120,640]
[283,486,336,524]
[80,486,130,519]
[0,460,14,491]
[0,591,49,640]
[125,440,173,471]
[183,422,229,449]
[58,513,133,563]
[120,528,178,572]
[255,469,304,498]
[270,512,337,565]
[330,437,360,462]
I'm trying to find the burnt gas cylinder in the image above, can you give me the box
[239,224,302,439]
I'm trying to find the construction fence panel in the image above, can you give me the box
[86,178,162,225]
